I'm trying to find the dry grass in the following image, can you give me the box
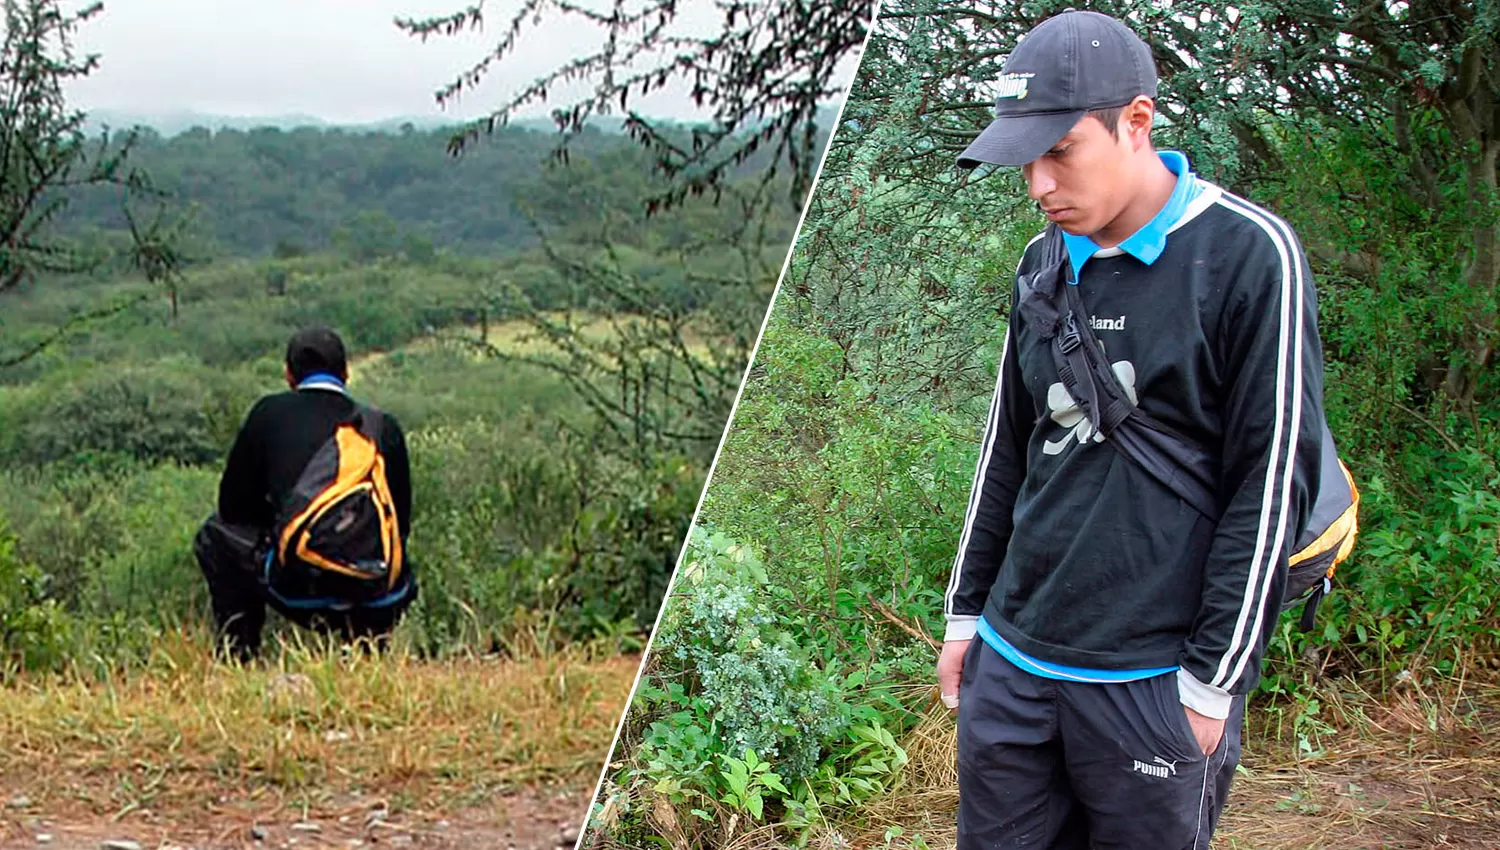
[347,312,716,380]
[1215,673,1500,850]
[0,630,640,820]
[802,673,1500,850]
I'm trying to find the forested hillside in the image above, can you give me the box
[52,122,802,260]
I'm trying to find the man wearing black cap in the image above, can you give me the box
[193,327,416,659]
[937,10,1327,848]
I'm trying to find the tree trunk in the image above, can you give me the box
[1444,138,1499,406]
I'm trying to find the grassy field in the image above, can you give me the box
[348,313,716,379]
[0,629,640,850]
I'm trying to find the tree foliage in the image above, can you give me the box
[0,0,181,301]
[457,176,791,469]
[397,0,877,210]
[390,0,870,471]
[45,123,804,263]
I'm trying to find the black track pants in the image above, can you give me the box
[193,513,411,660]
[956,638,1243,850]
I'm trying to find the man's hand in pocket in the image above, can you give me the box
[937,639,971,710]
[1185,704,1226,755]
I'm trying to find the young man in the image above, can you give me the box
[938,10,1326,849]
[194,326,416,660]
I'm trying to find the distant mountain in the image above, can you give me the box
[79,109,635,139]
[80,102,847,139]
[81,109,466,137]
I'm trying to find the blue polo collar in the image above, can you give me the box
[1062,150,1201,281]
[296,372,348,395]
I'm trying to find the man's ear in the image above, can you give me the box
[284,365,296,388]
[1122,95,1156,151]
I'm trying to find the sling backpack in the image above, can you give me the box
[1014,223,1359,631]
[266,405,405,607]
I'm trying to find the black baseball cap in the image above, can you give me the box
[957,11,1158,168]
[285,326,348,382]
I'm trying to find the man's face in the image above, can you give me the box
[1020,112,1135,239]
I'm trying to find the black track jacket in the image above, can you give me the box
[943,183,1326,717]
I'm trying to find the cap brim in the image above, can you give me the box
[956,110,1086,168]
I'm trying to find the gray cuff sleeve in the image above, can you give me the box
[944,615,979,642]
[1177,667,1233,720]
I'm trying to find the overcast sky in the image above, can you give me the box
[62,0,728,124]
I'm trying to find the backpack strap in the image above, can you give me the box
[1058,281,1136,438]
[1298,580,1330,631]
[1016,226,1357,631]
[353,404,384,443]
[1015,224,1223,523]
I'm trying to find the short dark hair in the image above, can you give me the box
[285,326,348,383]
[1087,105,1126,139]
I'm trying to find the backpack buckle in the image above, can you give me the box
[1059,313,1082,354]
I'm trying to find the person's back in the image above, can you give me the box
[194,327,415,660]
[218,384,411,539]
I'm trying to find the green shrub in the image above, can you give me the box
[0,518,75,674]
[0,463,217,618]
[650,528,846,781]
[612,528,916,846]
[1265,444,1500,687]
[3,358,259,468]
[401,417,696,654]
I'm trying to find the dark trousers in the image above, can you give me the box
[193,513,410,660]
[957,638,1243,850]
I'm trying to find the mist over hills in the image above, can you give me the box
[80,108,619,137]
[81,103,848,139]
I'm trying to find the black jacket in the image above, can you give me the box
[218,386,412,542]
[943,185,1325,709]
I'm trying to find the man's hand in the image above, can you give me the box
[937,639,971,710]
[1184,704,1225,755]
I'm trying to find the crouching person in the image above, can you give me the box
[194,326,416,660]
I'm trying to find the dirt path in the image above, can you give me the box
[0,783,591,850]
[1214,680,1500,849]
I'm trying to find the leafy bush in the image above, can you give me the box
[600,528,916,847]
[0,519,75,674]
[0,463,217,617]
[401,416,697,654]
[1,358,260,469]
[651,528,846,781]
[1264,443,1500,687]
[705,316,983,664]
